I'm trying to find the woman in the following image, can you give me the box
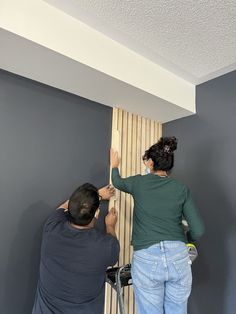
[110,137,204,314]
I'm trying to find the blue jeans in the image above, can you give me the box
[131,241,192,314]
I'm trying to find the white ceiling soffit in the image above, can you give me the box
[44,0,236,85]
[0,29,191,123]
[0,0,196,123]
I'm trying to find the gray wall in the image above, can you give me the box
[0,70,112,314]
[164,71,236,314]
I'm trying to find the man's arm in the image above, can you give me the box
[105,207,120,266]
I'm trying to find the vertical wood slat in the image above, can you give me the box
[105,108,118,314]
[127,113,136,313]
[141,117,146,175]
[112,109,120,314]
[104,109,161,314]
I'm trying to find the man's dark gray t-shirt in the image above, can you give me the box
[32,209,119,314]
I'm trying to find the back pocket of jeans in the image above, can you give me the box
[131,254,158,289]
[172,255,192,286]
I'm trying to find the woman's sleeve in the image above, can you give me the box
[182,188,205,242]
[111,167,137,194]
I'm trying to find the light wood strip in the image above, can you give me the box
[127,114,136,312]
[131,114,137,176]
[146,118,151,150]
[125,112,132,237]
[158,122,162,139]
[136,115,142,174]
[119,110,128,266]
[150,119,155,146]
[125,112,133,312]
[104,108,117,313]
[117,108,123,261]
[141,117,146,175]
[105,107,118,314]
[154,121,157,143]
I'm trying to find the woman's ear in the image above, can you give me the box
[94,208,100,219]
[147,159,154,169]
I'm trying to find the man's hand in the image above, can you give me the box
[110,148,120,168]
[105,208,118,238]
[99,185,115,200]
[105,207,118,227]
[57,200,69,212]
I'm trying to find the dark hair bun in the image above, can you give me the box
[158,137,177,154]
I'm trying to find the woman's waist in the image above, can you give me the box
[133,240,189,262]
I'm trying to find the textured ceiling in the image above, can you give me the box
[44,0,236,84]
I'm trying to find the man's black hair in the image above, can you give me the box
[68,183,99,226]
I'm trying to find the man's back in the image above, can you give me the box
[32,209,119,314]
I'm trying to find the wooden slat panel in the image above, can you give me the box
[105,108,162,314]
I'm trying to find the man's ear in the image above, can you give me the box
[94,208,100,219]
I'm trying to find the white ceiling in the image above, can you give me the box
[44,0,236,84]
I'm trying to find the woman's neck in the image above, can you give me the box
[151,170,168,177]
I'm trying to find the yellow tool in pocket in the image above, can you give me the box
[186,243,198,262]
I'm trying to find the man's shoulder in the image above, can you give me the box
[44,208,68,232]
[92,229,118,244]
[92,231,119,266]
[92,230,119,253]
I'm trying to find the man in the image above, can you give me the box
[32,183,119,314]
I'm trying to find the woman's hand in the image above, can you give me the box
[110,148,120,168]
